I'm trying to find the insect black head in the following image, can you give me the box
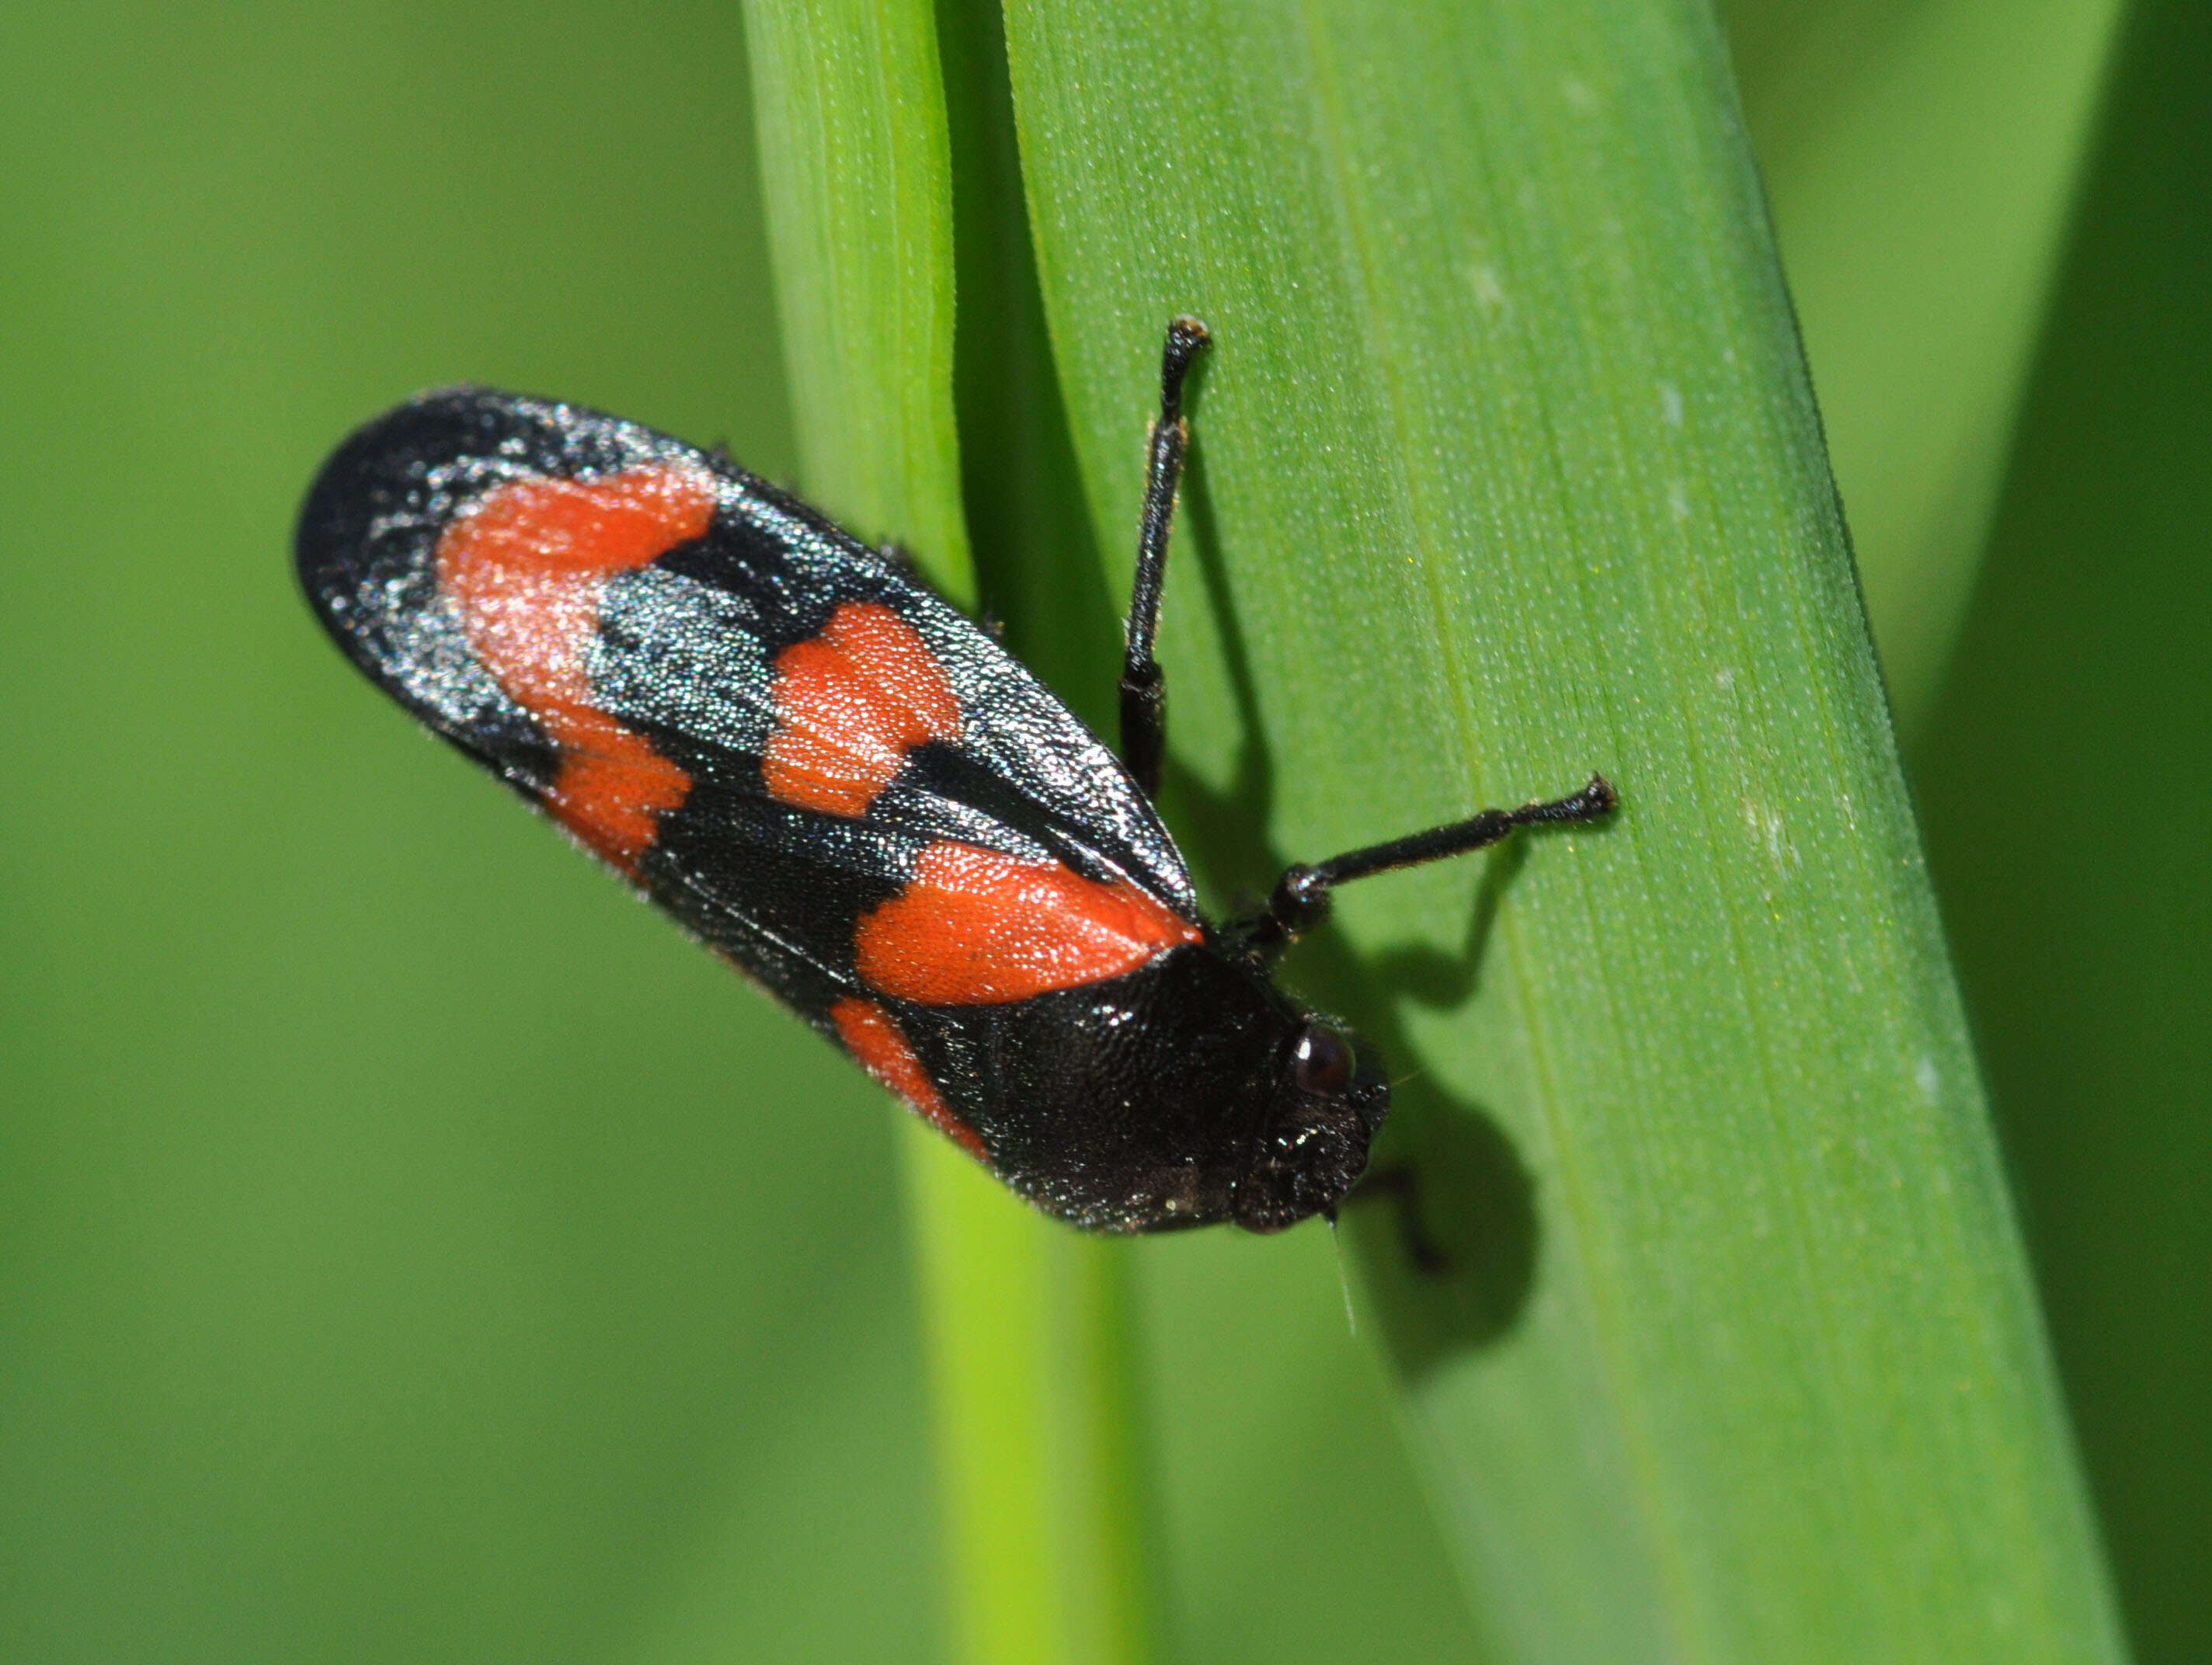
[1234,1017,1389,1233]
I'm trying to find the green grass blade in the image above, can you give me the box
[1000,2,2126,1659]
[1721,0,2128,728]
[903,1128,1155,1665]
[741,5,1153,1661]
[744,0,974,596]
[1911,3,2212,1657]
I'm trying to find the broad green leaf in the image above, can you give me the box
[1000,2,2124,1660]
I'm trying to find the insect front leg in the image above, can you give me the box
[1238,775,1618,951]
[1118,315,1210,799]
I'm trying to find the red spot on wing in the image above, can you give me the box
[855,841,1200,1006]
[541,713,692,867]
[831,996,989,1161]
[438,465,718,870]
[763,603,960,817]
[443,466,720,575]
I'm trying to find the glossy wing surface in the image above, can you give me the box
[296,389,1199,1028]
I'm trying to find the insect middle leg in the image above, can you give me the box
[1240,775,1618,951]
[1118,315,1210,800]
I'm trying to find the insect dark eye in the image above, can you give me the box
[1291,1023,1354,1096]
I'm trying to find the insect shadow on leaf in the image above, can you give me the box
[1157,440,1547,1371]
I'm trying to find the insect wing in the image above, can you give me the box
[296,388,1199,1036]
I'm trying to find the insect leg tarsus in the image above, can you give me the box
[1119,315,1211,798]
[1242,773,1616,947]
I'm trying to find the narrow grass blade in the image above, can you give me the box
[903,1128,1155,1665]
[1722,0,2128,727]
[744,0,973,591]
[741,5,1154,1660]
[1913,3,2212,1656]
[1000,2,2126,1659]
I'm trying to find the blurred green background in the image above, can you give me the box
[0,2,2200,1661]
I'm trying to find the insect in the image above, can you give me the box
[297,317,1613,1232]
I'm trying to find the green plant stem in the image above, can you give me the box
[744,0,971,588]
[903,1128,1153,1665]
[1000,1,2125,1660]
[741,5,1153,1661]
